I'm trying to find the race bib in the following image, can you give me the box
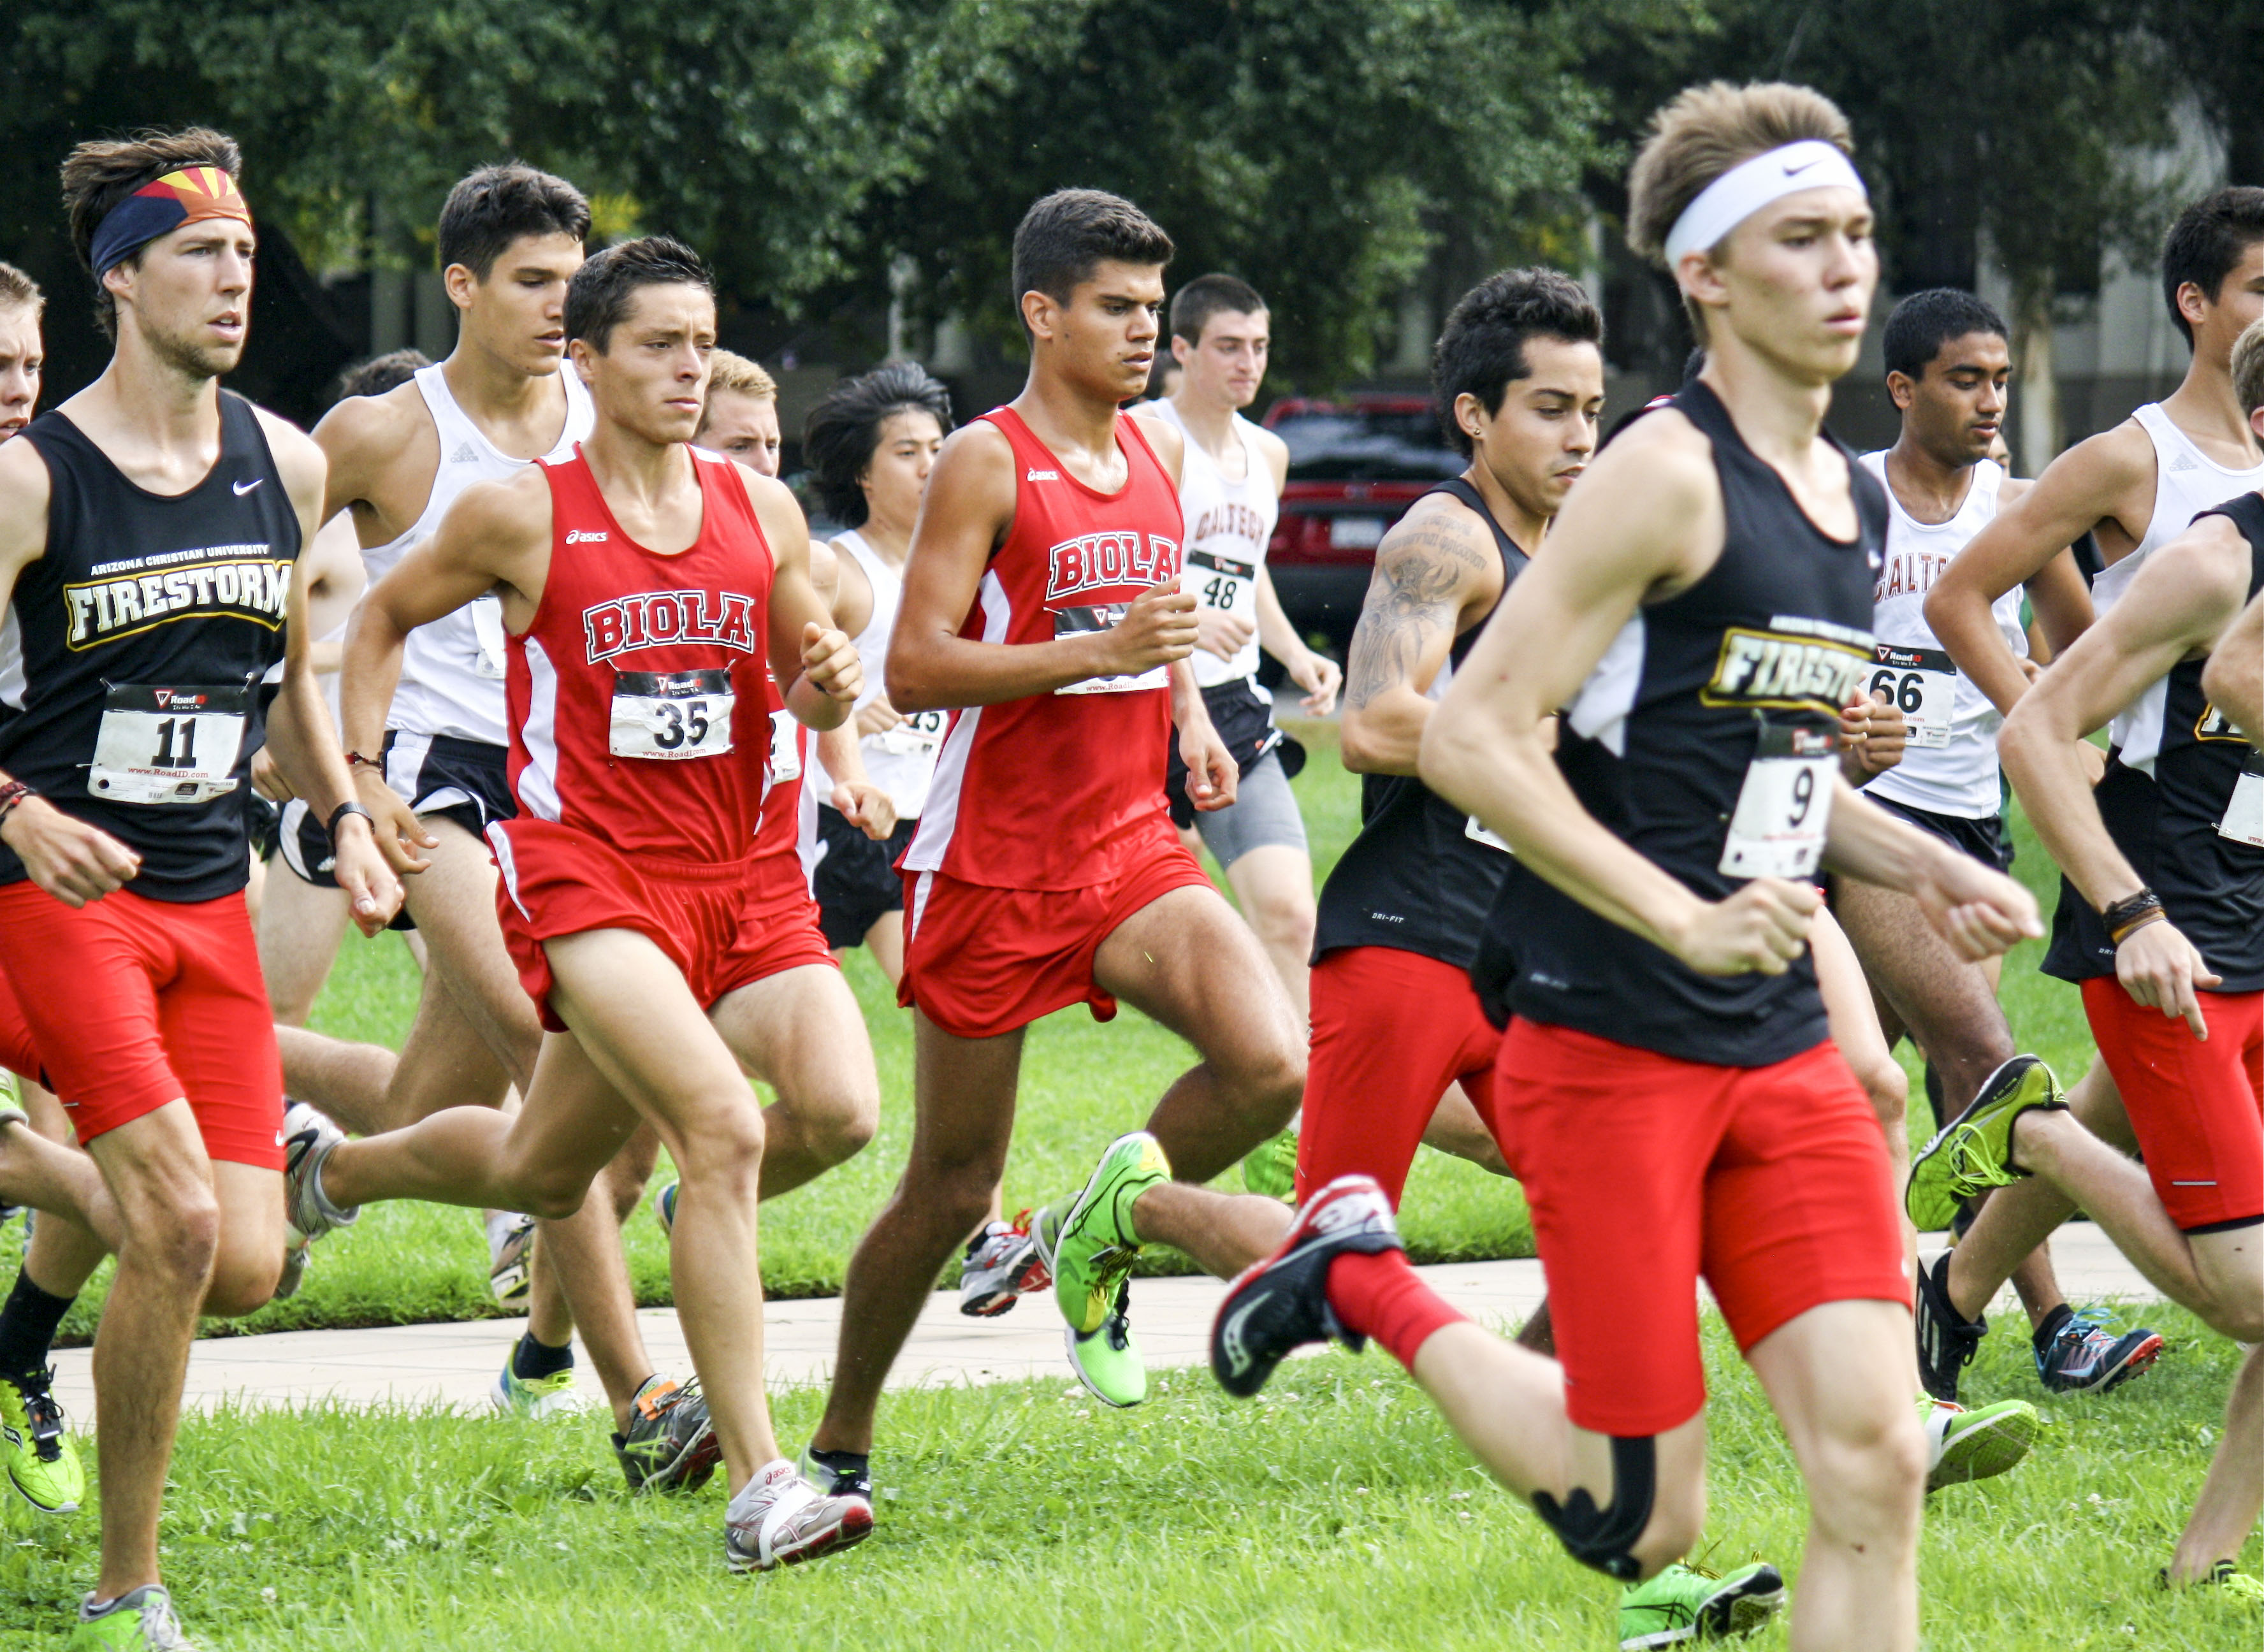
[872,708,947,757]
[608,669,734,760]
[1187,548,1257,621]
[89,683,249,806]
[1719,719,1839,880]
[470,595,509,681]
[2219,755,2264,848]
[767,709,801,781]
[1869,644,1957,749]
[1465,815,1513,853]
[1053,604,1166,695]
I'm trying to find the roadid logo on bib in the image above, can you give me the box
[65,544,292,649]
[1702,616,1872,716]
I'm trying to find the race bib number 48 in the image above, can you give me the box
[89,683,248,806]
[1870,643,1958,748]
[609,669,734,760]
[1054,604,1166,695]
[1719,720,1839,880]
[1186,548,1257,620]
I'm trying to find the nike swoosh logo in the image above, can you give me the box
[1782,159,1823,177]
[233,478,262,495]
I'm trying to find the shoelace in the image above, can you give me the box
[1103,1279,1133,1351]
[139,1594,194,1652]
[1943,1123,2015,1194]
[20,1373,64,1460]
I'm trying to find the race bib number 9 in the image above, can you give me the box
[609,669,734,760]
[1869,644,1957,748]
[1719,720,1839,880]
[2219,753,2264,848]
[1054,604,1166,695]
[89,683,249,806]
[1186,548,1257,620]
[873,708,947,756]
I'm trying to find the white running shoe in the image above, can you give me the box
[488,1214,536,1306]
[281,1102,358,1250]
[724,1458,873,1572]
[958,1214,1047,1317]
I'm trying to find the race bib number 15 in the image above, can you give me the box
[89,683,249,806]
[1719,719,1839,880]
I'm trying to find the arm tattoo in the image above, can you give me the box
[1344,523,1484,710]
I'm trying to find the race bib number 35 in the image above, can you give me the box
[609,669,734,760]
[2220,754,2264,848]
[89,683,249,806]
[1870,643,1957,748]
[1719,720,1839,880]
[1054,604,1166,695]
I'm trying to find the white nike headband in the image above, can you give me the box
[1662,140,1868,269]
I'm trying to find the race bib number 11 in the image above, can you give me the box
[1719,720,1839,880]
[89,683,249,806]
[609,669,734,760]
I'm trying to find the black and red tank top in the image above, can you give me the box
[902,406,1184,890]
[497,446,776,866]
[1312,477,1526,971]
[2043,489,2264,991]
[0,392,299,901]
[1486,380,1885,1066]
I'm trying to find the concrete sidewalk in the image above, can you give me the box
[48,1224,2159,1421]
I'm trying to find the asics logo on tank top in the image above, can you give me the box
[565,530,609,544]
[1026,468,1059,481]
[1043,530,1179,603]
[583,590,761,662]
[66,546,292,648]
[1702,616,1873,713]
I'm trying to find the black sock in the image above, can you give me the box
[0,1268,75,1380]
[511,1331,574,1380]
[806,1445,869,1491]
[2031,1303,2073,1353]
[1922,1062,1947,1134]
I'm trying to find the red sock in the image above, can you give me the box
[1325,1250,1467,1370]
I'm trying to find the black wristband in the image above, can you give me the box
[326,800,375,848]
[2099,887,2165,946]
[0,781,33,831]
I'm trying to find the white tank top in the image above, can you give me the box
[1153,400,1280,689]
[800,530,943,830]
[2094,403,2264,771]
[1858,452,2019,818]
[363,362,593,748]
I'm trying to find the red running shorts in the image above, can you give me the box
[0,882,282,1168]
[1296,945,1503,1206]
[1494,1020,1908,1437]
[488,818,834,1034]
[2081,978,2262,1231]
[897,824,1209,1040]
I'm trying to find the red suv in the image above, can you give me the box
[1262,392,1462,653]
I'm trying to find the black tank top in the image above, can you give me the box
[1484,380,1885,1066]
[1310,479,1525,971]
[1,393,299,901]
[2043,489,2264,991]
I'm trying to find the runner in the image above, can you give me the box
[2205,588,2263,739]
[1907,315,2264,1595]
[800,189,1303,1495]
[1215,85,2042,1651]
[694,351,783,477]
[1845,287,2159,1398]
[1919,185,2264,1393]
[0,128,400,1649]
[285,235,877,1571]
[0,263,40,441]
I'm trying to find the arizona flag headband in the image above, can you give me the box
[91,166,252,277]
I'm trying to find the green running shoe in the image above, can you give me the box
[66,1586,197,1650]
[1920,1394,2038,1492]
[1618,1561,1784,1648]
[1036,1132,1170,1407]
[2161,1560,2264,1602]
[1240,1127,1298,1201]
[1906,1055,2065,1231]
[0,1366,83,1514]
[491,1354,591,1421]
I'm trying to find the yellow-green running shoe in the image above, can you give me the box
[66,1585,197,1649]
[1240,1127,1298,1201]
[1905,1055,2065,1231]
[491,1351,591,1421]
[1618,1561,1784,1648]
[0,1366,83,1514]
[1036,1131,1170,1407]
[2161,1558,2264,1602]
[1921,1393,2038,1492]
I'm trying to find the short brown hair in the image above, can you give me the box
[60,126,243,341]
[1170,273,1266,347]
[1011,189,1173,321]
[2233,316,2264,418]
[0,263,41,318]
[1627,83,1854,340]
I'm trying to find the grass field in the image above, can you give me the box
[43,721,2116,1343]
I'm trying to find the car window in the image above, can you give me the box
[1275,410,1462,482]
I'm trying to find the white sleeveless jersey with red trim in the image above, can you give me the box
[499,446,776,864]
[903,407,1184,890]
